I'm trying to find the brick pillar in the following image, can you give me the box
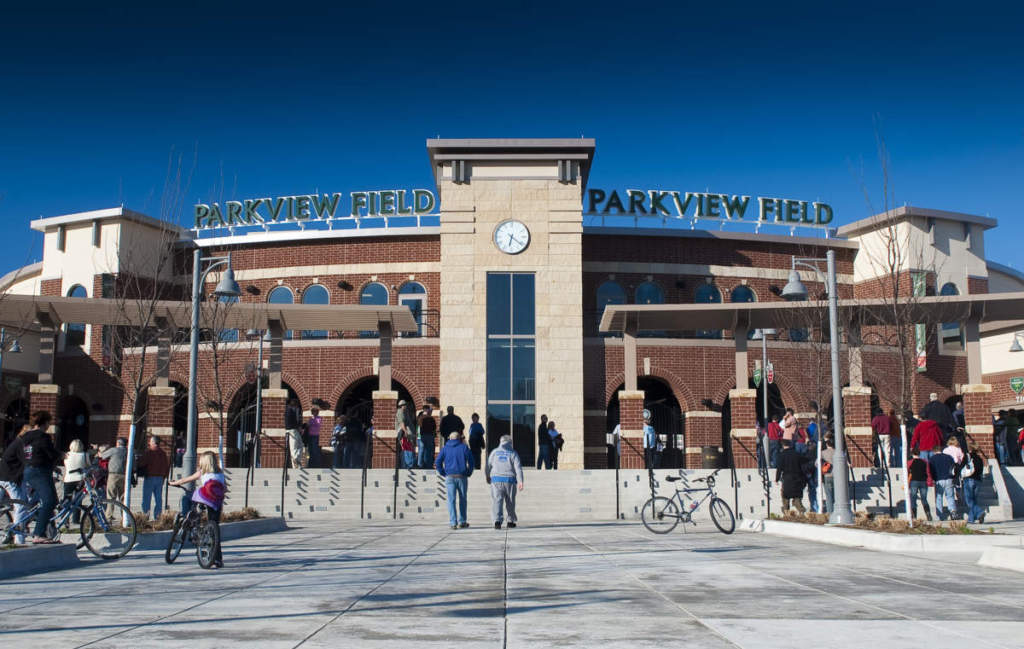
[962,384,994,458]
[729,389,758,468]
[259,388,288,468]
[684,411,722,468]
[29,384,60,444]
[842,386,874,467]
[371,391,398,469]
[617,390,645,469]
[147,386,176,438]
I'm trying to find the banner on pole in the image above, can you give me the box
[766,362,775,384]
[753,367,763,388]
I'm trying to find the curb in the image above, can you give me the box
[0,543,80,580]
[131,517,288,551]
[978,546,1024,573]
[744,518,1024,553]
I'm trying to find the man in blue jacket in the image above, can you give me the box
[435,432,475,529]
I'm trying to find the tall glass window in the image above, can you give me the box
[217,295,239,342]
[268,286,294,340]
[731,285,756,339]
[939,282,964,351]
[694,282,722,339]
[65,284,87,347]
[301,284,329,339]
[359,282,388,337]
[399,282,427,337]
[487,273,536,465]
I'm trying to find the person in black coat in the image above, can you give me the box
[775,439,810,514]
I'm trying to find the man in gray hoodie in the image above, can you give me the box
[486,434,524,529]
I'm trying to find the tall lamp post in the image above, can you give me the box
[751,327,777,466]
[184,250,242,481]
[782,250,854,525]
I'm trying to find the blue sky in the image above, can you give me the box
[1,2,1021,271]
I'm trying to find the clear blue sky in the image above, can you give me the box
[1,2,1021,271]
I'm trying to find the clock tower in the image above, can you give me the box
[428,139,594,469]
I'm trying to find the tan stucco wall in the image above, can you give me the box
[439,164,585,468]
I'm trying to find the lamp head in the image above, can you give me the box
[8,339,22,354]
[213,266,242,298]
[781,269,808,301]
[1011,336,1023,353]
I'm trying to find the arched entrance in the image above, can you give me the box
[606,377,684,469]
[227,378,297,468]
[58,396,89,451]
[721,379,783,468]
[3,398,29,448]
[335,377,414,434]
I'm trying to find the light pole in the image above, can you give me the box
[782,250,853,524]
[184,250,242,482]
[244,328,270,505]
[751,328,776,467]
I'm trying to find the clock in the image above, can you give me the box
[494,220,530,254]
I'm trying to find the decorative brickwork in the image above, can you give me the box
[842,386,874,468]
[962,384,995,458]
[617,390,645,469]
[729,389,758,468]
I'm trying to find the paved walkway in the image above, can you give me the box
[2,520,1024,648]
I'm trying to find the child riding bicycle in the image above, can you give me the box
[170,451,226,568]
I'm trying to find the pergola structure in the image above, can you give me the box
[599,291,1024,468]
[1,294,417,460]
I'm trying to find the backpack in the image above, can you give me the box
[959,453,975,480]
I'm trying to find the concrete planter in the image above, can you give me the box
[130,516,287,551]
[0,543,80,579]
[745,518,1024,553]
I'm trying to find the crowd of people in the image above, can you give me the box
[763,392,999,522]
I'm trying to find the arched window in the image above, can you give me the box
[360,282,389,337]
[635,281,664,305]
[399,282,427,337]
[268,286,294,339]
[694,282,722,339]
[65,285,87,347]
[596,281,626,336]
[301,284,329,339]
[730,285,755,303]
[939,282,963,351]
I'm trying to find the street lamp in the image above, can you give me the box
[1010,332,1023,353]
[783,252,854,525]
[0,328,23,396]
[752,328,777,468]
[184,250,242,480]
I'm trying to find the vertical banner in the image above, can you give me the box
[913,272,927,372]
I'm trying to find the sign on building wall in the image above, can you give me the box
[585,189,833,227]
[1011,377,1024,395]
[194,190,437,229]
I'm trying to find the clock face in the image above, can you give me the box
[494,220,530,254]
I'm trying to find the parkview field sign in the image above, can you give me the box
[194,189,437,229]
[586,189,834,227]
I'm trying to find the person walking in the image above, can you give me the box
[781,408,798,443]
[138,435,170,518]
[928,446,956,521]
[642,414,658,469]
[907,448,933,521]
[486,434,524,529]
[284,398,304,469]
[871,408,891,468]
[12,411,60,544]
[547,420,563,470]
[995,411,1009,466]
[821,437,835,514]
[101,437,128,518]
[440,406,465,439]
[331,415,346,469]
[306,406,323,468]
[536,414,552,470]
[919,393,956,437]
[417,403,437,469]
[435,432,474,529]
[0,425,29,544]
[468,413,485,470]
[62,439,89,524]
[962,446,986,524]
[775,439,809,514]
[765,414,784,468]
[910,418,944,461]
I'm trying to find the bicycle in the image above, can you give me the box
[1,467,138,559]
[165,485,221,569]
[641,468,736,535]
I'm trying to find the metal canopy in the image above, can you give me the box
[598,292,1024,333]
[0,294,418,333]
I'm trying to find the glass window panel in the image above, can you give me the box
[217,295,239,343]
[939,282,963,350]
[512,340,535,401]
[398,282,426,295]
[486,404,511,454]
[487,339,512,401]
[487,274,511,336]
[66,285,87,347]
[359,282,388,337]
[512,273,535,335]
[302,284,329,339]
[635,281,664,305]
[268,286,294,339]
[730,285,755,303]
[512,404,536,467]
[401,297,424,337]
[695,283,722,338]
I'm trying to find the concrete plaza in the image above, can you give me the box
[2,520,1023,649]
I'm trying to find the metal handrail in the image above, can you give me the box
[733,434,771,519]
[393,431,401,520]
[875,434,894,517]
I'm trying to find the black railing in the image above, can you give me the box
[733,434,771,518]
